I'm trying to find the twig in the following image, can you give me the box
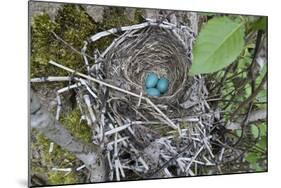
[104,124,131,136]
[229,73,267,120]
[81,41,90,73]
[222,79,249,111]
[83,94,97,124]
[145,143,192,178]
[226,109,267,130]
[31,76,72,82]
[48,142,54,153]
[76,165,86,171]
[51,168,72,172]
[184,145,204,173]
[51,31,95,60]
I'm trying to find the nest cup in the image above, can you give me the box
[105,26,193,104]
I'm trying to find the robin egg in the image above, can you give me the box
[145,72,159,88]
[146,88,161,97]
[157,77,169,93]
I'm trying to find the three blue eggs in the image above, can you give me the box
[145,72,169,97]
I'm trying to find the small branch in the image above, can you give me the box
[226,109,267,130]
[229,72,267,120]
[145,142,192,178]
[185,146,204,173]
[51,31,95,60]
[31,76,72,82]
[222,79,249,111]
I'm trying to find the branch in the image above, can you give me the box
[30,89,107,182]
[51,31,95,60]
[226,109,267,130]
[229,72,267,120]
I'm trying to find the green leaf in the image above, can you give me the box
[190,17,245,75]
[257,136,267,149]
[245,152,258,164]
[251,17,267,32]
[251,124,259,138]
[236,129,242,137]
[250,163,263,171]
[259,123,267,137]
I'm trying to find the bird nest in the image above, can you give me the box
[105,26,193,104]
[34,19,238,181]
[85,20,224,178]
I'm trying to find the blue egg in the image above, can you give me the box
[145,72,159,88]
[146,88,161,97]
[157,77,169,93]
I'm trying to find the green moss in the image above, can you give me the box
[31,14,60,77]
[31,5,145,78]
[60,107,92,143]
[48,172,78,185]
[102,7,142,29]
[31,5,99,78]
[55,4,98,46]
[91,7,145,51]
[31,130,80,185]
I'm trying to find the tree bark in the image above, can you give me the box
[30,89,107,182]
[226,109,267,130]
